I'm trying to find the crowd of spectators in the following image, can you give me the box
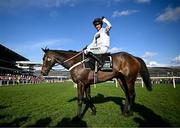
[0,74,44,86]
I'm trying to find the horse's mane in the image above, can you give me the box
[111,51,128,56]
[49,49,79,54]
[44,48,128,56]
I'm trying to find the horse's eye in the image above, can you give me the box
[47,58,52,62]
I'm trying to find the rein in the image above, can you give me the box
[54,50,85,71]
[63,51,84,63]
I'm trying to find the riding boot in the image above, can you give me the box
[87,52,102,67]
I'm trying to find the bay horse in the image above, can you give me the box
[41,48,152,118]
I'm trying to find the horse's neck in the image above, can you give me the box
[57,52,82,69]
[67,54,82,65]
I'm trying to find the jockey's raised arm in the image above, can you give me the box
[102,17,112,32]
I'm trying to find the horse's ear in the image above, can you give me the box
[45,46,49,51]
[41,48,46,53]
[41,47,49,53]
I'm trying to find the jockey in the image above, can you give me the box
[84,16,112,66]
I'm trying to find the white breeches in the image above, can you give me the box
[85,46,108,54]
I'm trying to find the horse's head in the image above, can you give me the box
[41,48,58,76]
[41,48,81,75]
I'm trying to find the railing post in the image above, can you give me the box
[13,80,15,85]
[73,82,77,88]
[141,78,144,88]
[115,79,118,87]
[173,77,176,88]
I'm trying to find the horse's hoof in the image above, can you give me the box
[91,111,96,115]
[73,116,82,121]
[122,111,133,117]
[76,114,83,119]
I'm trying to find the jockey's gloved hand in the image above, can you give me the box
[84,49,88,55]
[102,16,105,20]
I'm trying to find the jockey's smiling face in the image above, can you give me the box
[95,24,102,31]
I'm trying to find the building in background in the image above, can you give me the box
[16,61,41,76]
[0,44,29,75]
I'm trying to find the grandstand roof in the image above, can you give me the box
[0,44,29,61]
[0,44,29,74]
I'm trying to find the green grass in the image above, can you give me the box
[0,82,180,127]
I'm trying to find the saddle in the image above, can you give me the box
[84,53,113,72]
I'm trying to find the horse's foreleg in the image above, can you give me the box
[77,83,84,118]
[85,86,96,115]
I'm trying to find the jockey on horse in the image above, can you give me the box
[84,16,112,67]
[41,16,152,118]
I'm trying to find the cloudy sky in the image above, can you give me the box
[0,0,180,67]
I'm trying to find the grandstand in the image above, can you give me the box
[16,61,41,75]
[148,66,180,77]
[0,44,29,74]
[35,69,70,83]
[0,44,42,85]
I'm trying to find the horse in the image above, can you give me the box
[41,48,152,118]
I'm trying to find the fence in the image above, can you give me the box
[0,75,68,86]
[0,77,42,86]
[43,76,69,83]
[72,77,180,88]
[139,76,180,88]
[1,76,180,88]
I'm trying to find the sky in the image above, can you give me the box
[0,0,180,67]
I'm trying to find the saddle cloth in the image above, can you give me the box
[84,53,113,71]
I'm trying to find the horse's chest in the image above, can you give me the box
[71,70,90,83]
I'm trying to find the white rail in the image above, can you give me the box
[136,76,180,88]
[1,76,180,88]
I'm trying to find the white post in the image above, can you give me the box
[141,78,144,88]
[94,84,96,88]
[115,79,118,87]
[0,80,2,86]
[73,82,77,88]
[173,77,176,88]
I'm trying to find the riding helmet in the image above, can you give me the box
[93,18,103,27]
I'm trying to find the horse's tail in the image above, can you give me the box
[136,57,152,91]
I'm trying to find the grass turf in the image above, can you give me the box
[0,82,180,127]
